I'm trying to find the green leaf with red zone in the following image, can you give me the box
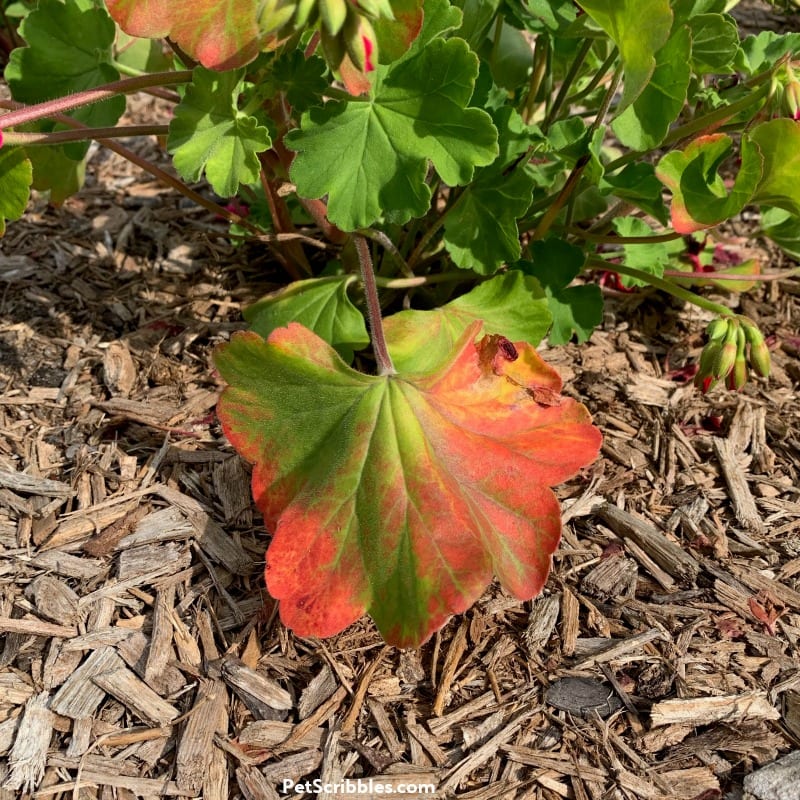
[244,276,369,363]
[575,0,673,113]
[518,240,602,345]
[656,133,763,234]
[749,119,800,218]
[214,322,601,647]
[0,146,32,237]
[383,271,552,374]
[106,0,262,70]
[373,0,424,64]
[167,67,272,198]
[5,0,124,158]
[286,37,498,231]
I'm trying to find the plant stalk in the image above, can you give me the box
[355,235,396,375]
[1,124,169,146]
[0,71,193,131]
[588,256,737,317]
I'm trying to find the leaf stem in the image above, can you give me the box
[662,267,800,282]
[1,124,170,146]
[568,228,685,244]
[544,38,593,129]
[375,271,474,289]
[587,255,736,316]
[355,234,396,375]
[530,67,621,241]
[605,81,771,173]
[0,70,193,131]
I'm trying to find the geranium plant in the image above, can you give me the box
[1,0,799,646]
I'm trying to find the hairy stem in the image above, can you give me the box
[355,235,396,376]
[2,124,169,146]
[0,71,193,131]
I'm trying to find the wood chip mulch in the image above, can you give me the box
[2,86,800,800]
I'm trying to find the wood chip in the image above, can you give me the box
[650,691,780,727]
[3,691,53,794]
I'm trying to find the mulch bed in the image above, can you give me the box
[2,8,800,797]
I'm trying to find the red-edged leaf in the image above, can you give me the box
[107,0,262,70]
[214,322,601,647]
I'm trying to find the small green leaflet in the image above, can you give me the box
[6,0,124,153]
[575,0,673,112]
[519,240,602,345]
[168,67,272,198]
[244,276,369,363]
[287,37,498,231]
[612,26,691,151]
[384,271,552,374]
[0,147,32,237]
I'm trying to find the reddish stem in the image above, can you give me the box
[355,235,395,376]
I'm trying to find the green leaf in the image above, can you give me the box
[612,217,683,286]
[214,322,601,646]
[27,144,86,204]
[6,0,124,148]
[442,108,536,273]
[373,0,425,64]
[107,0,262,70]
[168,67,272,198]
[443,169,534,273]
[0,147,32,236]
[600,163,668,224]
[115,30,173,73]
[612,26,691,151]
[656,133,763,233]
[749,119,800,217]
[735,31,800,76]
[270,51,329,112]
[244,277,369,363]
[520,240,602,344]
[671,0,726,25]
[687,14,740,73]
[504,0,577,33]
[761,207,800,261]
[287,37,498,230]
[487,22,532,91]
[383,272,552,374]
[575,0,673,111]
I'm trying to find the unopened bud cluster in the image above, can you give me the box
[694,316,770,393]
[259,0,392,73]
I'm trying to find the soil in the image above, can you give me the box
[2,3,800,799]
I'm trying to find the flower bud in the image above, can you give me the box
[785,79,800,121]
[344,10,377,73]
[727,328,748,390]
[750,339,771,378]
[706,317,731,342]
[258,0,298,34]
[318,0,348,35]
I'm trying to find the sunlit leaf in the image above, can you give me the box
[384,271,552,373]
[656,133,762,233]
[750,119,800,217]
[215,322,601,647]
[575,0,673,112]
[244,276,369,362]
[168,67,272,198]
